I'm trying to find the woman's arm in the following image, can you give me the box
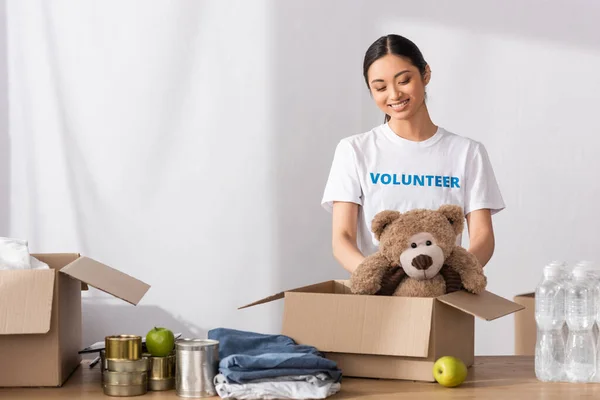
[465,209,495,267]
[332,201,365,274]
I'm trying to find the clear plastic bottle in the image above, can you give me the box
[573,261,600,344]
[579,261,600,382]
[553,261,572,344]
[565,265,597,382]
[535,263,566,381]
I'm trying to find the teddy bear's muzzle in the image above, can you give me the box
[411,254,433,270]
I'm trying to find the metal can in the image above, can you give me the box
[105,335,142,361]
[102,383,147,397]
[149,377,175,391]
[102,370,148,397]
[146,352,176,391]
[103,371,148,386]
[107,357,150,373]
[175,339,219,398]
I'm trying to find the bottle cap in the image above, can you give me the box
[575,260,596,269]
[543,263,563,276]
[548,260,567,267]
[572,265,589,279]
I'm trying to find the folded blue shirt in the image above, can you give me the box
[207,328,342,383]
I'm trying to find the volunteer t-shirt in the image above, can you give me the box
[321,123,505,256]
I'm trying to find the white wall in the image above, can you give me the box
[0,0,8,234]
[4,0,600,355]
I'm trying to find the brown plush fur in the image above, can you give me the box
[350,205,487,297]
[349,253,394,295]
[393,265,464,297]
[394,274,447,297]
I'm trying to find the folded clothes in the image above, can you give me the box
[213,372,341,400]
[207,328,342,384]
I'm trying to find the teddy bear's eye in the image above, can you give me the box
[411,243,417,248]
[426,240,432,246]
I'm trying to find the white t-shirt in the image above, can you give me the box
[321,123,505,256]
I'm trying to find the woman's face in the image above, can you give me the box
[366,54,430,121]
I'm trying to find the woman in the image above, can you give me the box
[321,34,505,275]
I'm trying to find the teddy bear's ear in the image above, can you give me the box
[438,204,464,235]
[371,210,401,240]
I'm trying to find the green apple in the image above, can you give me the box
[432,356,467,387]
[146,327,175,357]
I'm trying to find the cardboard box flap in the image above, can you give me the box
[0,270,55,334]
[32,253,89,291]
[515,292,534,298]
[238,291,286,310]
[238,281,334,310]
[59,257,150,305]
[437,290,525,321]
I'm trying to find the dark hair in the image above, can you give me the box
[363,35,428,121]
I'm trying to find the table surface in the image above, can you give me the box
[1,356,600,399]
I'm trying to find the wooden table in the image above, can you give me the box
[1,356,600,399]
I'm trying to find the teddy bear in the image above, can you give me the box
[349,204,487,297]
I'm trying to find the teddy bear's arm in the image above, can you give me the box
[439,265,463,294]
[349,252,395,295]
[444,246,487,294]
[376,266,406,296]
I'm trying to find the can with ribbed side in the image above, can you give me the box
[175,339,219,398]
[102,371,148,397]
[107,357,150,373]
[103,370,147,385]
[146,352,176,391]
[105,335,142,360]
[102,383,147,397]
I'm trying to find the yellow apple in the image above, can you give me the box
[432,356,467,387]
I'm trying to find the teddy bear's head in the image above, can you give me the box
[371,204,464,281]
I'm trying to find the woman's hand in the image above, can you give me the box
[332,201,365,273]
[465,209,495,267]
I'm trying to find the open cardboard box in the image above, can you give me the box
[241,280,524,381]
[513,292,535,355]
[0,253,150,387]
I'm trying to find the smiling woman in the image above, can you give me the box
[321,34,505,288]
[363,35,430,126]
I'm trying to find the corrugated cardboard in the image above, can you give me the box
[0,254,150,387]
[241,280,524,381]
[514,292,535,356]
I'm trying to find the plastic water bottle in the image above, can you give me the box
[565,265,597,382]
[535,262,566,381]
[581,261,600,382]
[583,262,600,338]
[573,261,600,345]
[552,261,572,344]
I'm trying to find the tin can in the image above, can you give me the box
[105,335,142,361]
[175,339,219,398]
[103,371,147,386]
[149,377,175,391]
[102,357,148,396]
[107,357,150,373]
[146,352,176,391]
[102,383,147,397]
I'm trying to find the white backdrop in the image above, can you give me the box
[4,0,600,355]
